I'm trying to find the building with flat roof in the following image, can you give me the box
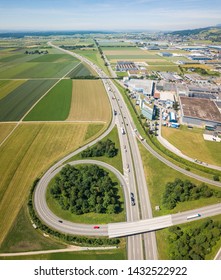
[141,100,156,120]
[180,97,221,127]
[116,61,138,72]
[126,79,154,96]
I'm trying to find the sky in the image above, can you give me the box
[0,0,221,31]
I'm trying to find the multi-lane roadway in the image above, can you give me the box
[33,42,221,260]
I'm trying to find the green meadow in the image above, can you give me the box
[24,80,72,121]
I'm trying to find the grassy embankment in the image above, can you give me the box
[162,125,221,167]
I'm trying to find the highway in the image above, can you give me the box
[33,42,221,260]
[47,42,157,259]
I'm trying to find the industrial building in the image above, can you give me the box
[141,100,156,120]
[169,111,177,123]
[159,52,173,57]
[126,79,155,96]
[116,61,138,72]
[159,72,182,81]
[180,97,221,127]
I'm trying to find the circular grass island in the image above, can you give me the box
[46,163,126,224]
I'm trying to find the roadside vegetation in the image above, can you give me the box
[81,139,118,158]
[0,249,126,260]
[138,141,221,217]
[69,126,123,174]
[157,215,221,260]
[162,178,221,210]
[167,219,221,259]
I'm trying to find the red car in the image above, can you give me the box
[93,226,100,229]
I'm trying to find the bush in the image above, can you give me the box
[213,175,220,181]
[162,179,221,209]
[81,139,118,158]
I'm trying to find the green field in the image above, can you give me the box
[29,54,76,63]
[0,61,79,79]
[24,80,72,121]
[66,62,96,78]
[162,126,221,166]
[0,80,26,100]
[73,49,109,75]
[0,79,57,121]
[138,142,221,217]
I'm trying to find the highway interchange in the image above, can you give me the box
[33,42,221,260]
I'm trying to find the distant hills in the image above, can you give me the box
[166,25,221,42]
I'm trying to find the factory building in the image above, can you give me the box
[126,79,155,96]
[169,111,177,123]
[141,100,156,120]
[116,61,138,72]
[180,97,221,127]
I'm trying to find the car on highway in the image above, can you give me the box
[93,226,100,229]
[130,194,135,206]
[58,220,63,223]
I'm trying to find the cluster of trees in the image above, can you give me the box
[162,178,221,210]
[24,50,48,55]
[28,178,120,247]
[81,139,118,158]
[60,44,95,50]
[168,219,221,259]
[50,164,121,215]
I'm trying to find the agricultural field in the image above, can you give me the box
[0,79,57,121]
[67,79,111,122]
[0,61,80,79]
[0,122,106,246]
[66,62,97,78]
[161,126,221,166]
[24,80,72,121]
[0,80,26,100]
[73,49,109,75]
[0,123,16,144]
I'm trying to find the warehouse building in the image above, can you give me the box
[126,79,155,96]
[116,61,138,72]
[180,97,221,127]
